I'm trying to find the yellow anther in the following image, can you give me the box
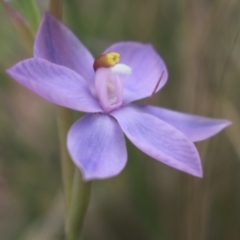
[93,52,120,71]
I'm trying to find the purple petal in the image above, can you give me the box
[111,106,202,177]
[67,114,127,180]
[6,58,102,113]
[104,42,168,104]
[34,13,95,83]
[138,105,231,142]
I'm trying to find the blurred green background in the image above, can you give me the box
[1,0,240,239]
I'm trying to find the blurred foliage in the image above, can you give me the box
[0,0,240,240]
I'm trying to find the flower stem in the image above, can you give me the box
[50,1,92,239]
[66,169,92,240]
[57,107,75,217]
[17,0,40,32]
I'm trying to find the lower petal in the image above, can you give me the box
[67,114,127,180]
[111,106,202,177]
[138,105,231,142]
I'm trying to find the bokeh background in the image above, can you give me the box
[1,0,240,239]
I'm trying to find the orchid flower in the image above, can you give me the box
[6,13,230,180]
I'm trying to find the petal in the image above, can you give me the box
[34,12,95,83]
[104,42,168,104]
[111,106,202,177]
[6,58,102,112]
[67,114,127,180]
[138,105,231,142]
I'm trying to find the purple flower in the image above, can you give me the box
[7,13,230,180]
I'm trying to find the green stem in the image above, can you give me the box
[51,0,74,220]
[17,0,40,32]
[57,107,75,217]
[1,0,35,53]
[50,1,92,239]
[57,107,92,240]
[67,169,92,240]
